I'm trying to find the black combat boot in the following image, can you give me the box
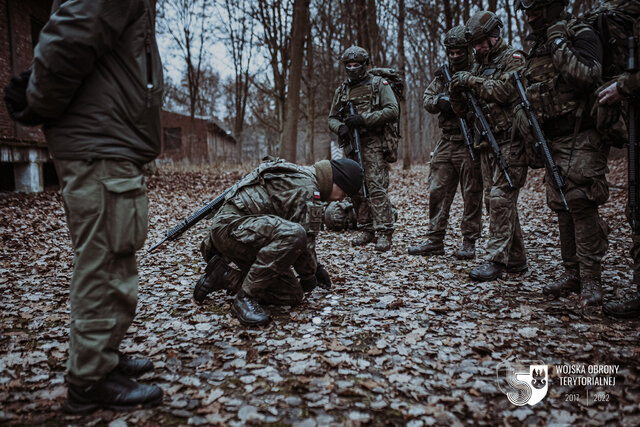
[469,261,505,281]
[193,254,230,303]
[603,284,640,318]
[506,261,528,274]
[455,238,475,260]
[352,230,375,246]
[543,269,580,297]
[231,290,271,326]
[375,233,393,252]
[63,371,163,414]
[581,276,603,307]
[408,239,444,256]
[115,353,154,377]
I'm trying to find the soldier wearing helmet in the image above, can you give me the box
[449,11,529,282]
[408,26,483,260]
[328,46,399,252]
[514,0,609,307]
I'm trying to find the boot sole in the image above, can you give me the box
[230,304,271,326]
[506,265,528,274]
[602,306,640,319]
[63,394,163,415]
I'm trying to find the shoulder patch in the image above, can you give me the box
[513,53,523,60]
[382,80,389,85]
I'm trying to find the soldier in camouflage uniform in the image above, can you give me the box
[598,0,640,317]
[450,11,529,281]
[515,0,609,307]
[408,25,483,259]
[328,46,399,252]
[194,158,363,326]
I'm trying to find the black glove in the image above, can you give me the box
[315,264,332,289]
[299,276,317,293]
[4,69,46,126]
[338,124,351,145]
[436,93,452,114]
[4,70,30,116]
[344,114,365,130]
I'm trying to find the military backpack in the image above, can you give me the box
[369,68,404,163]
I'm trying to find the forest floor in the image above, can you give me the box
[1,158,640,426]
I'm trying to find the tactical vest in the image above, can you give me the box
[523,19,593,136]
[337,75,386,134]
[472,44,522,137]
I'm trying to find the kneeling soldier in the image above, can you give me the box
[194,158,363,326]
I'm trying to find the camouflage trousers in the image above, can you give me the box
[428,138,483,242]
[55,159,148,386]
[481,140,528,266]
[347,136,394,235]
[546,130,610,278]
[200,204,306,306]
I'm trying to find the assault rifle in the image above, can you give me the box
[441,65,476,161]
[628,36,640,234]
[347,101,368,198]
[148,188,232,252]
[513,71,570,212]
[463,85,514,188]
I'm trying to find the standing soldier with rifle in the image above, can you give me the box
[408,26,483,260]
[598,0,640,318]
[514,0,609,307]
[328,46,399,252]
[449,11,529,281]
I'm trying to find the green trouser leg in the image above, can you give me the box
[55,159,148,386]
[207,209,306,306]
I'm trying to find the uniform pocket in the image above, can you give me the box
[102,176,148,255]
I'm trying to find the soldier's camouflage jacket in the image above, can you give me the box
[451,38,525,141]
[216,160,325,278]
[424,71,464,142]
[328,72,399,139]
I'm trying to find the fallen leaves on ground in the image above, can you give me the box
[1,159,639,425]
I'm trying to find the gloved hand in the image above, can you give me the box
[513,103,533,142]
[547,20,570,42]
[315,264,332,289]
[450,71,479,92]
[4,69,46,126]
[344,114,365,130]
[338,124,351,144]
[435,93,452,113]
[299,276,317,293]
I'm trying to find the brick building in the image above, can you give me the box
[160,111,237,164]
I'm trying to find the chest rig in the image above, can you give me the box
[523,20,592,127]
[472,46,517,137]
[338,75,384,120]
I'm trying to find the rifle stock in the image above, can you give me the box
[441,65,476,161]
[513,71,570,212]
[348,101,368,198]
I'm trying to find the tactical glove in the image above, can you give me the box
[338,124,351,144]
[344,114,365,130]
[450,71,481,92]
[546,20,571,43]
[435,93,453,114]
[315,264,332,289]
[4,70,46,126]
[299,276,317,293]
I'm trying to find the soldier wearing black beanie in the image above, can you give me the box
[330,159,364,197]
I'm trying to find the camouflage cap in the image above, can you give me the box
[465,11,503,42]
[340,46,370,64]
[514,0,568,10]
[444,25,468,49]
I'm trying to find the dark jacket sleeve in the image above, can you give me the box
[27,0,141,117]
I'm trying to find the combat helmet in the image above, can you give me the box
[514,0,568,10]
[515,0,569,31]
[324,200,356,231]
[444,25,468,49]
[465,11,503,43]
[340,46,370,65]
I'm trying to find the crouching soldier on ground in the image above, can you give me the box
[193,158,364,326]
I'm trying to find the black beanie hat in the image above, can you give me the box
[330,158,364,197]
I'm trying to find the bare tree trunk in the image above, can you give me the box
[398,0,411,170]
[280,0,309,161]
[305,19,315,163]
